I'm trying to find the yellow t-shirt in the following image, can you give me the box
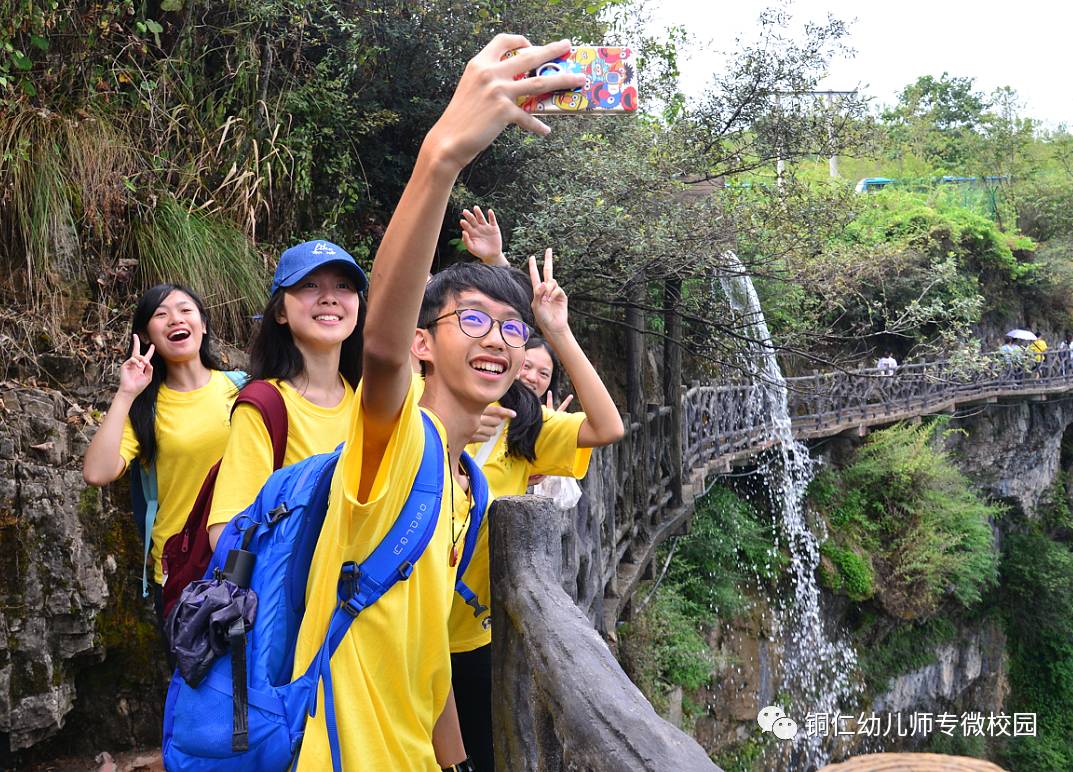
[119,370,240,584]
[292,376,470,771]
[207,378,356,530]
[450,406,592,653]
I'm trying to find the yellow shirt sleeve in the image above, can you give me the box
[206,402,275,529]
[530,407,593,479]
[119,419,140,474]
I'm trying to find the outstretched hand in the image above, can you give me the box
[469,404,516,444]
[460,207,505,265]
[529,248,569,337]
[118,334,155,398]
[426,36,584,170]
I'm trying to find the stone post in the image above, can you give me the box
[490,495,720,771]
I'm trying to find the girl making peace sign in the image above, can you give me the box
[83,285,244,624]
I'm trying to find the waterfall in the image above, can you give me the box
[718,252,859,769]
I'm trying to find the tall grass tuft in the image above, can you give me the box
[132,194,267,333]
[0,111,82,307]
[0,108,266,336]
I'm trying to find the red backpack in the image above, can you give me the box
[160,380,288,618]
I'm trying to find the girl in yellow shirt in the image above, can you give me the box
[82,284,240,625]
[207,240,368,549]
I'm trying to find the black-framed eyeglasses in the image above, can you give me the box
[428,308,531,348]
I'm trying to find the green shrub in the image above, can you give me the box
[669,485,786,618]
[823,420,1002,618]
[819,542,874,601]
[619,583,714,714]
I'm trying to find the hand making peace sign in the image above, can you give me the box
[529,248,569,338]
[117,334,155,398]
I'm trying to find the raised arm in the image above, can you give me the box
[360,36,583,446]
[83,335,155,485]
[529,250,624,448]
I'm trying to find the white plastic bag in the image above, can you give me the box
[533,475,583,510]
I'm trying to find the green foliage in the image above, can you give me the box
[1000,528,1073,771]
[818,541,873,601]
[618,583,714,714]
[812,420,1001,618]
[667,485,786,617]
[923,728,987,759]
[714,732,770,772]
[0,108,265,331]
[619,485,782,717]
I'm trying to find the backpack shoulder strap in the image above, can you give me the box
[453,451,490,618]
[133,459,160,598]
[223,370,249,389]
[233,380,288,470]
[299,411,445,771]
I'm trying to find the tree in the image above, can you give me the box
[882,74,990,172]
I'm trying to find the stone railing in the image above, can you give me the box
[490,495,720,771]
[490,352,1072,770]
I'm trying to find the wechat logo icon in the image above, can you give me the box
[757,705,798,740]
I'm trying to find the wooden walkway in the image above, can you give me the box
[599,350,1073,629]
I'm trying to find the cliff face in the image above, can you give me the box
[0,384,167,762]
[942,398,1073,518]
[0,386,106,751]
[676,400,1073,768]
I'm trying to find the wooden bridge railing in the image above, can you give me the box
[683,349,1073,470]
[554,349,1073,632]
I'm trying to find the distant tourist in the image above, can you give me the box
[1028,331,1048,373]
[876,352,898,376]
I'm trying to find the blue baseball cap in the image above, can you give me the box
[270,240,369,296]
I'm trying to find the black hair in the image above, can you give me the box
[419,262,542,462]
[128,284,225,465]
[249,287,366,389]
[523,335,562,402]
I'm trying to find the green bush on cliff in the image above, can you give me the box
[618,584,714,715]
[669,485,786,618]
[1000,528,1073,772]
[811,420,1001,618]
[619,486,780,715]
[818,541,874,601]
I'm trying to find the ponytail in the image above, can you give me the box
[499,379,542,462]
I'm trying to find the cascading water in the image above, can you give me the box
[718,252,859,769]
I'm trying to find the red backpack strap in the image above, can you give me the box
[232,380,289,470]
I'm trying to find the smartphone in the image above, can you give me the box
[506,46,638,114]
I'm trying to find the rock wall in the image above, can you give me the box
[0,386,106,752]
[872,622,1007,720]
[942,399,1073,517]
[0,384,166,763]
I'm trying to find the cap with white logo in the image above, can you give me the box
[270,240,369,296]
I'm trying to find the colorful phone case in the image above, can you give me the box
[506,46,638,114]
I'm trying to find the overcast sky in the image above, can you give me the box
[644,0,1069,128]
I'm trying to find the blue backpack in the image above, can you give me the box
[162,411,489,771]
[131,369,247,597]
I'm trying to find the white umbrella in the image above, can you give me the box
[1007,329,1037,341]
